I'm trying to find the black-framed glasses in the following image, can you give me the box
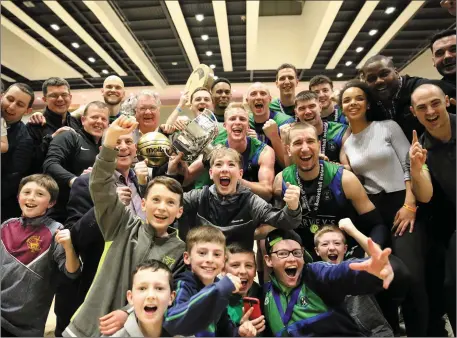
[271,249,303,259]
[47,93,70,100]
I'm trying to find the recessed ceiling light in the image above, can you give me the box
[210,64,216,69]
[196,14,204,21]
[71,42,80,48]
[50,24,60,31]
[172,62,178,66]
[206,51,213,56]
[214,76,219,80]
[337,73,343,78]
[102,69,109,74]
[345,61,352,66]
[369,29,378,36]
[201,34,209,41]
[88,57,96,63]
[23,1,35,8]
[356,47,364,53]
[233,89,237,92]
[385,7,395,14]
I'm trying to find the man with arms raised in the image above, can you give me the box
[269,63,299,117]
[309,75,347,124]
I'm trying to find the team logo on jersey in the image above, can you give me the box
[264,297,269,305]
[162,256,176,268]
[327,141,337,152]
[299,296,308,306]
[26,235,41,253]
[323,190,333,201]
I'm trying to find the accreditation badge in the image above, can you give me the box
[310,224,319,234]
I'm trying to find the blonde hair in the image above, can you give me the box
[284,122,318,145]
[209,147,243,168]
[313,225,346,247]
[185,225,226,253]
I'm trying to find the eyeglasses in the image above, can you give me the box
[47,93,70,100]
[271,249,303,259]
[138,106,158,113]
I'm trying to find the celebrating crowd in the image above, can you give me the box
[1,28,456,337]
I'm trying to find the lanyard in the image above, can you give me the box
[333,107,339,122]
[295,162,324,215]
[320,122,328,156]
[272,286,301,326]
[377,76,403,119]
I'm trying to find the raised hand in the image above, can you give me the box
[283,182,301,211]
[55,229,73,251]
[409,130,427,175]
[225,273,242,294]
[263,119,279,140]
[104,116,138,148]
[134,159,149,185]
[349,238,394,289]
[338,218,357,237]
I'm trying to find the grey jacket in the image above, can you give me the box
[179,184,301,248]
[1,216,81,337]
[63,146,186,337]
[109,312,174,337]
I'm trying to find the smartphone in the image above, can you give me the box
[243,297,262,320]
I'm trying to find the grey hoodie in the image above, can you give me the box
[178,183,301,249]
[63,146,185,337]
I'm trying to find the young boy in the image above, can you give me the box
[176,147,302,249]
[314,220,393,337]
[109,260,176,337]
[224,244,267,336]
[63,116,186,337]
[163,225,257,337]
[1,174,81,337]
[263,228,394,336]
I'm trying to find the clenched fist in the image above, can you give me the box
[134,159,149,185]
[55,229,73,250]
[226,273,242,294]
[283,182,301,211]
[116,186,132,206]
[262,119,279,140]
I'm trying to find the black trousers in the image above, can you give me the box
[54,273,82,337]
[369,190,428,337]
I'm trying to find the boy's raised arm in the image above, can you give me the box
[89,116,139,241]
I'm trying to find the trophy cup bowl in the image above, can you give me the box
[137,132,171,167]
[166,108,219,162]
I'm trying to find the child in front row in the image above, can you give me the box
[263,228,395,336]
[163,225,257,337]
[109,260,176,337]
[314,220,393,337]
[1,174,81,337]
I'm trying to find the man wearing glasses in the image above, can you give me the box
[27,77,81,174]
[262,228,395,337]
[131,90,162,142]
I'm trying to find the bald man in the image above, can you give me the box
[28,75,126,125]
[245,82,293,167]
[409,83,456,335]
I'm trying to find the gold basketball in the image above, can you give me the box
[137,132,171,167]
[185,64,215,96]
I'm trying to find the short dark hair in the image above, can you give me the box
[143,176,183,205]
[430,29,456,51]
[18,174,59,203]
[5,83,35,108]
[276,63,298,80]
[360,55,395,77]
[226,243,256,263]
[186,225,226,253]
[42,77,70,97]
[295,90,319,105]
[211,77,231,90]
[338,80,378,121]
[83,100,109,116]
[131,259,174,291]
[309,75,334,90]
[190,87,212,103]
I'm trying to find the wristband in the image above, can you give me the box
[403,204,417,213]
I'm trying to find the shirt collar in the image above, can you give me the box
[114,169,136,184]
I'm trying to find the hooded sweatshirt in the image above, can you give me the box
[179,183,301,249]
[1,215,81,337]
[63,146,186,337]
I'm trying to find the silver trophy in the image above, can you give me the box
[166,108,219,162]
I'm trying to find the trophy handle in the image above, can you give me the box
[163,146,173,158]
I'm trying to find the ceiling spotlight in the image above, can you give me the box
[369,29,378,36]
[71,42,80,48]
[233,89,237,92]
[172,62,178,66]
[201,34,209,41]
[102,69,109,74]
[210,64,216,69]
[214,76,219,80]
[385,7,395,14]
[337,73,343,78]
[206,51,213,56]
[88,57,95,63]
[345,61,352,66]
[356,47,364,53]
[196,14,204,21]
[50,24,60,31]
